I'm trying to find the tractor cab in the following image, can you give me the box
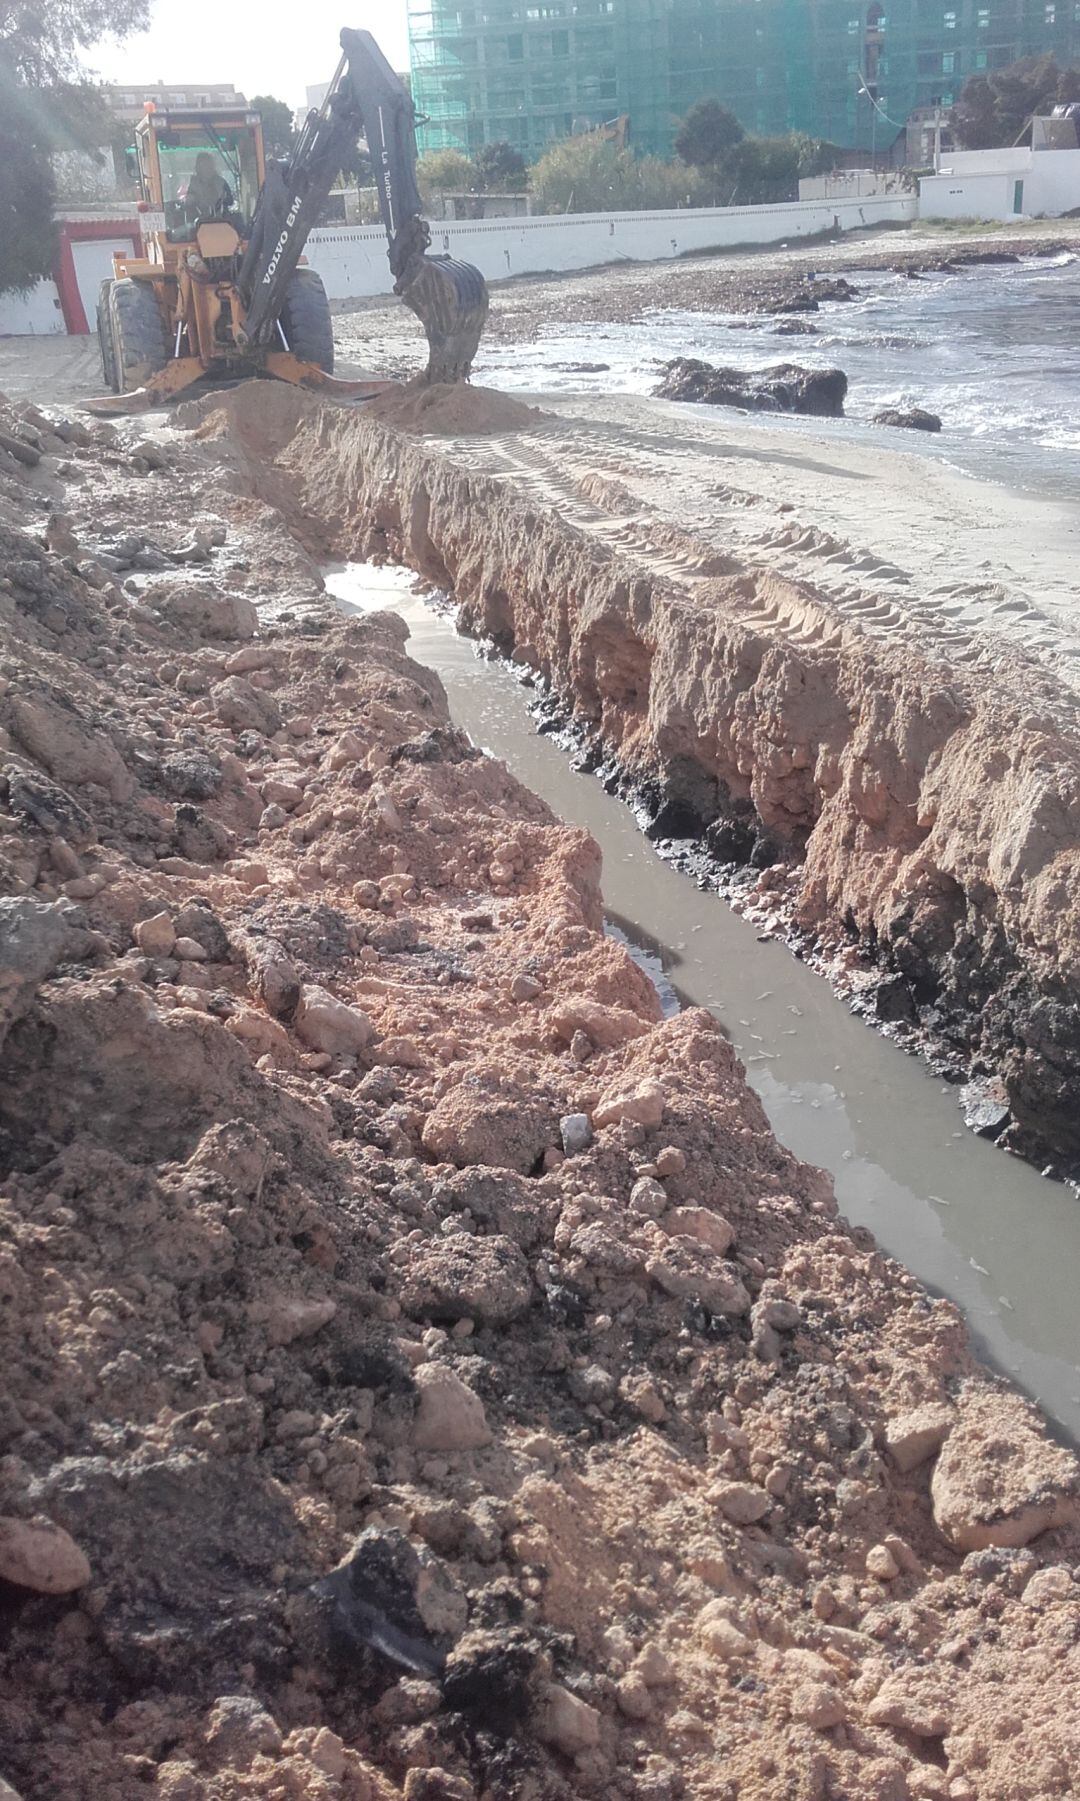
[132,106,266,240]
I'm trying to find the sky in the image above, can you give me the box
[89,0,412,112]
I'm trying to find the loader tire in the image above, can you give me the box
[109,278,169,392]
[96,280,118,392]
[280,269,334,373]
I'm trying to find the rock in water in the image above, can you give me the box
[655,357,847,417]
[959,1077,1011,1140]
[874,407,942,432]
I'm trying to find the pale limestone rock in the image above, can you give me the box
[930,1387,1079,1550]
[0,1514,91,1593]
[698,1604,754,1660]
[135,914,177,958]
[226,1006,291,1058]
[710,1480,770,1525]
[225,646,274,675]
[593,1076,666,1130]
[174,935,208,961]
[262,778,303,810]
[790,1681,845,1729]
[326,730,366,769]
[866,1670,955,1738]
[664,1205,734,1255]
[628,1176,668,1219]
[885,1403,954,1474]
[615,1674,653,1720]
[250,1295,337,1346]
[538,1683,602,1756]
[295,984,373,1055]
[412,1363,492,1453]
[633,1642,676,1686]
[866,1543,900,1581]
[224,859,270,888]
[1022,1565,1074,1607]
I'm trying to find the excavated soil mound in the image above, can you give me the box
[178,379,326,459]
[178,378,541,461]
[3,379,1080,1801]
[363,379,544,436]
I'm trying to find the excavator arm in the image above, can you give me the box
[238,27,488,382]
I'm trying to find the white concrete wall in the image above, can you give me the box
[920,148,1080,221]
[937,148,1031,177]
[306,194,917,303]
[919,172,1018,220]
[1026,148,1080,214]
[0,279,65,336]
[799,172,909,199]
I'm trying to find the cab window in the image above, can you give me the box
[156,127,260,234]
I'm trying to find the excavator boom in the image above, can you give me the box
[238,27,488,383]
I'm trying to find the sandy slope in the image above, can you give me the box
[518,392,1080,688]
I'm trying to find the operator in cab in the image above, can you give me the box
[184,152,234,224]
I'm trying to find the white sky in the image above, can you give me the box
[89,1,412,111]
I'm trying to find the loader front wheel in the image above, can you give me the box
[109,278,169,392]
[96,280,119,391]
[279,269,334,374]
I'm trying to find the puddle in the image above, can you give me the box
[328,559,1080,1443]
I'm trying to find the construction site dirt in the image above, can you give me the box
[1,225,1079,1801]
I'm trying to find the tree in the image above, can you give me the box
[530,138,641,212]
[633,155,713,209]
[951,54,1080,149]
[1,0,150,294]
[790,132,836,179]
[721,135,801,204]
[416,148,475,201]
[479,141,527,193]
[473,140,527,192]
[338,145,372,189]
[250,93,296,161]
[674,98,745,168]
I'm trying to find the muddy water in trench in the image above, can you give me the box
[328,561,1080,1443]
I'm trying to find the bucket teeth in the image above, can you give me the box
[398,256,489,385]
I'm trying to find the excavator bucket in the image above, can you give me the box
[83,356,209,417]
[398,256,489,386]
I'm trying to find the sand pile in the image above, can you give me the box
[178,378,326,458]
[363,379,543,436]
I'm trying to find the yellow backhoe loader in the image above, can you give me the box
[88,28,488,414]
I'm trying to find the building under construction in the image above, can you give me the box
[408,0,1080,160]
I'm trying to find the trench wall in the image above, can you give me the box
[306,194,918,302]
[260,399,1080,1166]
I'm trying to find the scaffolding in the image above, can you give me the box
[408,0,1080,160]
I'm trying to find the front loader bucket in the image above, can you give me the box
[398,256,489,386]
[83,389,160,417]
[82,356,208,417]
